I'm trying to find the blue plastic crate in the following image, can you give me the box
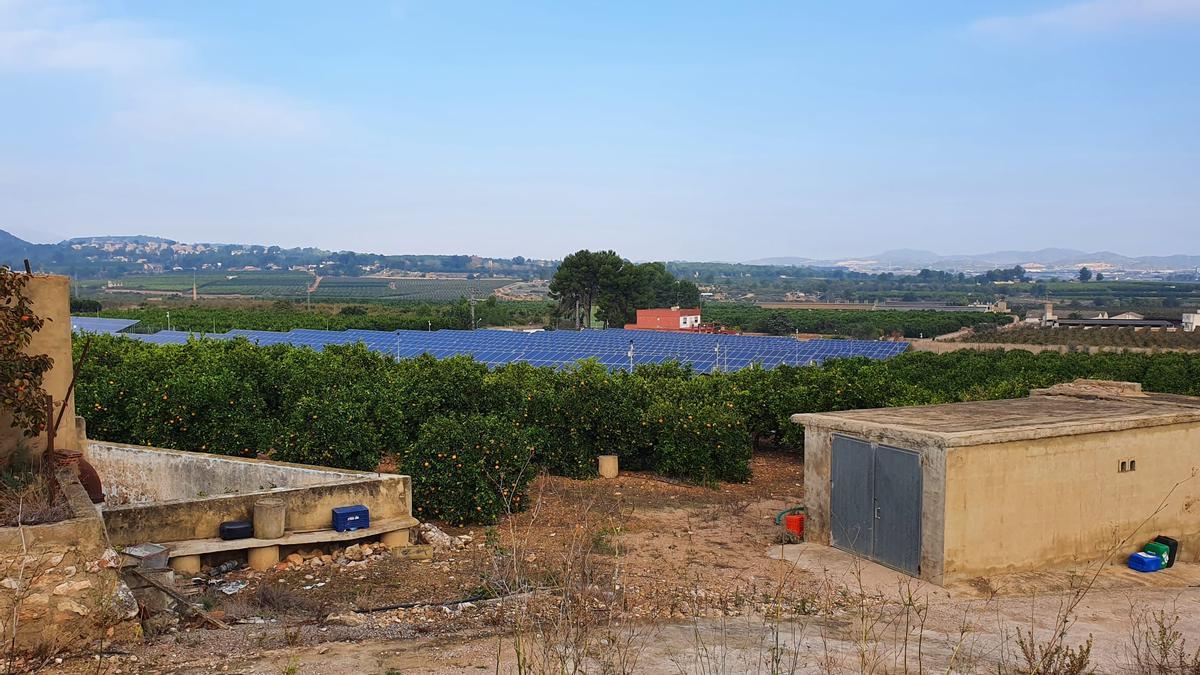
[1128,551,1163,573]
[332,505,370,532]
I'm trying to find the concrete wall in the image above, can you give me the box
[0,468,139,653]
[86,440,365,504]
[802,427,950,584]
[942,422,1200,578]
[1,274,77,468]
[88,441,413,547]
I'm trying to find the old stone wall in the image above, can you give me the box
[0,469,139,654]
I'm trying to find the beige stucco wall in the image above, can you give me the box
[1,274,77,467]
[943,422,1200,578]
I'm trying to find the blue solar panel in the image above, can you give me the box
[71,317,140,334]
[94,323,909,372]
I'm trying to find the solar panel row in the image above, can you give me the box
[70,317,140,334]
[69,318,909,373]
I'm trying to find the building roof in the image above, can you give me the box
[791,380,1200,447]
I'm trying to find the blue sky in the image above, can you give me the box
[0,0,1197,261]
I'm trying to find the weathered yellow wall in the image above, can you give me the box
[1,274,77,467]
[943,423,1200,578]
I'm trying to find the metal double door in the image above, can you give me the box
[829,435,922,575]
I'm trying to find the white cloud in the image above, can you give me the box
[971,0,1200,37]
[0,0,319,139]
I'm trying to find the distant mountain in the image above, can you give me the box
[742,256,826,267]
[0,230,51,266]
[748,248,1200,273]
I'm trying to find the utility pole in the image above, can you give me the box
[574,298,580,331]
[469,294,476,331]
[166,311,172,332]
[627,340,635,372]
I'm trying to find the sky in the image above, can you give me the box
[0,0,1197,262]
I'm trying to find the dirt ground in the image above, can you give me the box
[37,450,1200,674]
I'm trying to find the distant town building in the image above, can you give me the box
[1184,311,1198,332]
[1029,303,1174,329]
[625,307,702,331]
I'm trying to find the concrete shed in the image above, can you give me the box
[791,380,1200,585]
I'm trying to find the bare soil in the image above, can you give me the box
[38,450,1200,674]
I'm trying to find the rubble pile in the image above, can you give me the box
[271,541,393,573]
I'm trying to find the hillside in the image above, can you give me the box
[0,229,552,279]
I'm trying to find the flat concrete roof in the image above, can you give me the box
[791,389,1200,447]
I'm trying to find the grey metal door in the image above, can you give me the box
[830,435,922,576]
[871,445,922,575]
[830,435,874,557]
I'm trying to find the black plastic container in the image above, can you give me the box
[1154,535,1180,568]
[219,520,254,540]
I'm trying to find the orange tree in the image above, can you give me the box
[1,267,53,440]
[72,334,1200,524]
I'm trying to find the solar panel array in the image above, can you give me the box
[70,317,140,334]
[70,317,909,372]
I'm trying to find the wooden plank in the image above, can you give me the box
[164,516,419,557]
[128,568,229,630]
[393,545,433,561]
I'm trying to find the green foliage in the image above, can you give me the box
[70,298,102,313]
[408,415,542,524]
[96,300,553,333]
[550,250,700,328]
[703,305,1009,338]
[644,377,752,483]
[1,267,53,438]
[74,335,1200,524]
[961,325,1200,349]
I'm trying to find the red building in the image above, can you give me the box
[624,307,702,331]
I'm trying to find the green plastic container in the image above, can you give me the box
[1144,541,1171,565]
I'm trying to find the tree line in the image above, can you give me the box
[549,250,701,328]
[701,305,1011,339]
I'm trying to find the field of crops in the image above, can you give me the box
[106,271,312,296]
[962,325,1200,349]
[702,304,1009,339]
[312,277,512,300]
[106,273,229,292]
[97,300,554,333]
[101,271,515,301]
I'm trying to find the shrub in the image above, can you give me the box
[406,414,544,525]
[275,386,383,471]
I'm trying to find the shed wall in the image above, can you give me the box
[943,422,1200,578]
